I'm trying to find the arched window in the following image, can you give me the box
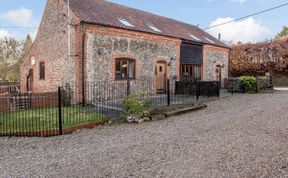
[115,58,135,80]
[40,62,45,80]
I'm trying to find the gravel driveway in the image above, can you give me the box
[1,91,288,177]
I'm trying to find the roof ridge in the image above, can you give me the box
[105,0,198,28]
[68,0,229,48]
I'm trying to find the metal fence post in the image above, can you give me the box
[167,79,171,106]
[217,81,220,98]
[196,82,199,101]
[256,76,259,93]
[269,74,273,89]
[207,82,210,98]
[127,80,131,96]
[58,87,63,135]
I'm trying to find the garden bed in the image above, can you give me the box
[123,102,207,124]
[151,102,207,119]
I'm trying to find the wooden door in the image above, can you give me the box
[26,69,33,92]
[156,62,167,93]
[216,65,222,81]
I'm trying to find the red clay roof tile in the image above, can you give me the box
[69,0,228,48]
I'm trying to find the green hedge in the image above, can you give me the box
[239,76,257,93]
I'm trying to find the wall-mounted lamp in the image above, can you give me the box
[168,57,175,66]
[222,64,225,68]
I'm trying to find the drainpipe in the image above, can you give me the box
[67,0,71,69]
[81,23,86,105]
[228,48,231,78]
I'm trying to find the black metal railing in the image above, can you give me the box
[175,80,221,99]
[225,75,273,94]
[0,78,221,137]
[0,92,59,136]
[196,81,221,100]
[225,78,244,94]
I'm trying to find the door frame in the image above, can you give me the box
[155,61,168,94]
[216,65,222,82]
[26,68,33,92]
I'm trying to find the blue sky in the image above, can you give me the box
[0,0,287,43]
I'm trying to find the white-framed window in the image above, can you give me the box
[148,25,162,33]
[188,33,201,41]
[117,18,134,28]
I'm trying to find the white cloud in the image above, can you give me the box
[208,17,271,43]
[0,29,13,39]
[0,8,37,40]
[0,8,34,27]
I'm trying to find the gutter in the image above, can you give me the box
[81,22,86,105]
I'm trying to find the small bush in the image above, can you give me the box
[122,93,153,117]
[239,76,257,93]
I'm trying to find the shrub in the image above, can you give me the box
[122,93,153,117]
[239,76,257,93]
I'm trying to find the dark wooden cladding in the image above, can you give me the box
[180,43,203,65]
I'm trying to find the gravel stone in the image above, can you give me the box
[1,92,288,177]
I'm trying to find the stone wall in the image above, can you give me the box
[81,24,182,100]
[85,26,181,84]
[203,45,230,85]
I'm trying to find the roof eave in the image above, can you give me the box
[79,20,231,49]
[79,20,181,41]
[202,42,231,50]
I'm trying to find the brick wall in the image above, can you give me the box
[0,97,10,112]
[30,93,58,109]
[0,87,10,94]
[20,0,79,93]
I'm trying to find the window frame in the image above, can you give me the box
[180,64,202,81]
[117,18,135,28]
[39,62,45,80]
[115,58,136,80]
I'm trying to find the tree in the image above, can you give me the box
[0,37,23,81]
[276,26,288,39]
[0,34,33,81]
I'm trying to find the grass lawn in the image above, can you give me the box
[0,106,106,133]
